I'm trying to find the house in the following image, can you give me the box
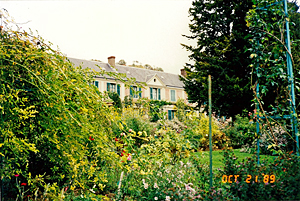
[68,56,195,119]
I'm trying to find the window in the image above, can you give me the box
[130,86,142,98]
[168,110,175,120]
[94,81,99,88]
[170,90,176,102]
[150,87,161,100]
[107,83,120,96]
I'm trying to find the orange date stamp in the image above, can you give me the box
[222,174,276,184]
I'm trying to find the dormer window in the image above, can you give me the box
[154,79,156,82]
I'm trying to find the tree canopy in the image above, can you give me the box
[181,0,254,117]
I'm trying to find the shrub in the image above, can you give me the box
[223,114,256,149]
[108,91,123,111]
[182,113,230,151]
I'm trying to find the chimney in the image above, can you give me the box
[180,68,187,77]
[108,56,116,67]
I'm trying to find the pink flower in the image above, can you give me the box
[127,154,132,161]
[14,174,19,177]
[184,125,187,128]
[121,133,126,136]
[21,183,27,186]
[129,129,133,133]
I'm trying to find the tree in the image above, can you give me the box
[117,59,126,65]
[181,0,254,117]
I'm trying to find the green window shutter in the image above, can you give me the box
[95,81,99,88]
[158,88,161,100]
[130,86,133,97]
[168,110,172,120]
[117,84,120,96]
[139,87,142,98]
[150,87,153,100]
[107,83,110,91]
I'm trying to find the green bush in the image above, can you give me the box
[108,91,123,111]
[223,115,256,149]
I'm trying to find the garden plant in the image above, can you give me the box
[1,1,300,200]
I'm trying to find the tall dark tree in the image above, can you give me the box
[181,0,254,117]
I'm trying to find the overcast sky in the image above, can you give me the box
[1,0,196,74]
[1,1,299,74]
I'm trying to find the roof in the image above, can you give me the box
[67,57,184,88]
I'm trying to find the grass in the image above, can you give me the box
[194,149,277,170]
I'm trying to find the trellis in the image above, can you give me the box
[254,0,299,164]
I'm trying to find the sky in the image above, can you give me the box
[1,1,299,75]
[1,0,196,74]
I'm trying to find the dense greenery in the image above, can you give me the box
[1,4,300,200]
[108,91,123,111]
[224,115,256,149]
[246,0,300,154]
[181,0,254,117]
[0,16,124,198]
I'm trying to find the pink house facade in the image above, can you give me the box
[68,56,193,107]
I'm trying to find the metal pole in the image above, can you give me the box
[255,38,261,165]
[256,83,260,164]
[283,0,299,155]
[208,75,213,188]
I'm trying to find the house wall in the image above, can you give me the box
[176,89,183,99]
[93,77,189,104]
[165,88,170,102]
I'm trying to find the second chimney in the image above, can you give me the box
[108,56,116,67]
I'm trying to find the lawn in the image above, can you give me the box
[194,149,277,170]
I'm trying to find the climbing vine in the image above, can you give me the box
[246,0,299,155]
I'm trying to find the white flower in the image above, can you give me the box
[180,161,184,166]
[154,182,159,189]
[154,197,158,200]
[144,182,148,189]
[166,196,171,201]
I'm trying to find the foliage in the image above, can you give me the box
[108,91,123,111]
[223,115,256,149]
[148,100,172,122]
[201,149,300,200]
[119,159,204,200]
[241,121,293,155]
[181,113,230,151]
[123,95,133,108]
[246,0,300,153]
[175,98,190,122]
[129,61,164,72]
[117,59,126,65]
[181,0,254,117]
[0,11,123,198]
[111,107,155,147]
